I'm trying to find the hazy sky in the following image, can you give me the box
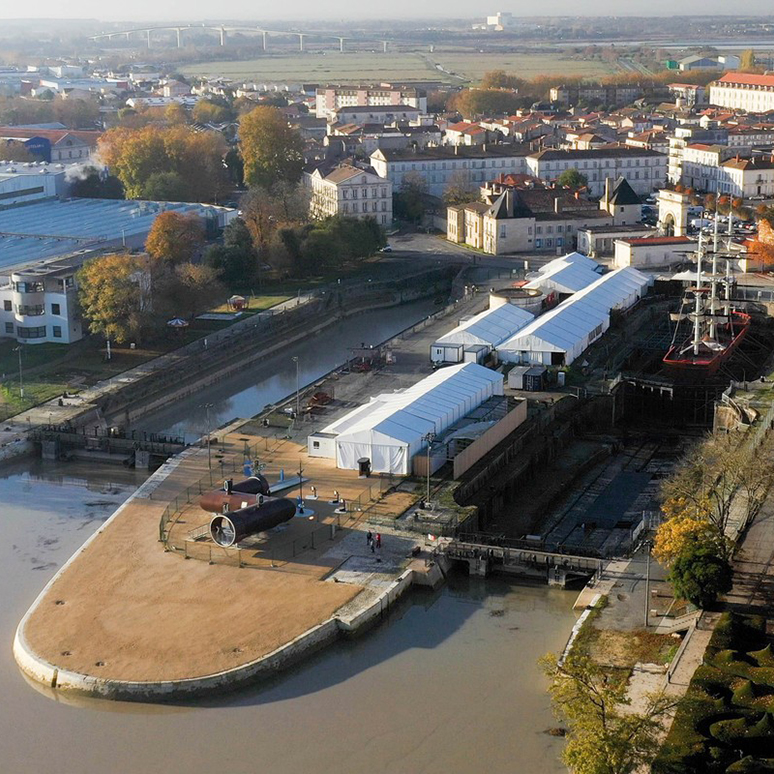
[1,3,770,21]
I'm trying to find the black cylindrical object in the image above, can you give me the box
[224,475,270,496]
[209,497,296,547]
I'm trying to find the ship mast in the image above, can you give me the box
[709,209,720,341]
[693,233,703,356]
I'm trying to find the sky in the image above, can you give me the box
[1,3,773,21]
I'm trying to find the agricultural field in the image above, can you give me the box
[179,51,618,85]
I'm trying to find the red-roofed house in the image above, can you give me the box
[613,235,692,269]
[710,73,774,112]
[445,121,487,146]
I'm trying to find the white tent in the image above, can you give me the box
[525,259,601,296]
[321,363,504,474]
[430,303,534,363]
[499,267,650,366]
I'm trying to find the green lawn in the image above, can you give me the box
[180,51,617,85]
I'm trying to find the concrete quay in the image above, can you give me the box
[13,423,445,701]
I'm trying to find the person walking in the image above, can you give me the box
[375,533,381,549]
[366,530,373,547]
[370,537,375,553]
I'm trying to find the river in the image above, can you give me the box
[137,298,441,442]
[1,299,578,773]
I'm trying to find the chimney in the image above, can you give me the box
[554,196,561,214]
[575,191,581,200]
[603,176,610,205]
[506,188,514,217]
[454,145,459,156]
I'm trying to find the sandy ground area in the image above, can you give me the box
[22,436,364,683]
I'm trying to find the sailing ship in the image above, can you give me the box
[663,217,751,375]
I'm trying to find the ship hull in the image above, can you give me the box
[663,312,751,376]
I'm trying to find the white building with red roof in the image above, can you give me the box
[709,73,774,113]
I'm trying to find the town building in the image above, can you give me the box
[549,84,642,109]
[524,147,667,197]
[304,162,392,226]
[315,85,427,120]
[613,235,693,269]
[328,105,426,128]
[0,162,66,207]
[370,145,532,198]
[0,127,100,163]
[709,73,774,113]
[447,183,613,255]
[668,83,708,107]
[0,253,84,344]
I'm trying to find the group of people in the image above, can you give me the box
[366,530,382,554]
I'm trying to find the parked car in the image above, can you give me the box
[380,245,393,253]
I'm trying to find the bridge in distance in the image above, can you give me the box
[89,24,391,52]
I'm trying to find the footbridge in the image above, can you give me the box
[442,536,604,587]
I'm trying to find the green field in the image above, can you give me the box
[179,51,618,85]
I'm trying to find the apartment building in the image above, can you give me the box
[370,145,532,198]
[304,162,393,226]
[525,147,667,197]
[328,105,426,127]
[667,126,729,184]
[549,84,642,108]
[315,85,427,120]
[0,254,83,344]
[709,73,774,112]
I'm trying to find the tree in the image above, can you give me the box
[0,141,37,162]
[69,169,124,199]
[393,171,427,223]
[98,125,229,202]
[156,263,223,320]
[52,97,100,129]
[239,182,309,254]
[740,49,757,72]
[204,218,257,287]
[443,170,479,206]
[669,542,733,608]
[654,515,727,567]
[238,105,304,189]
[141,171,188,202]
[557,168,588,189]
[145,212,205,264]
[192,99,233,124]
[541,651,674,774]
[451,89,521,117]
[77,254,153,344]
[480,70,526,91]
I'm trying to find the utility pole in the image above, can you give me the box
[292,356,300,418]
[14,345,23,399]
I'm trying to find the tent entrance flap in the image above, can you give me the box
[336,440,408,474]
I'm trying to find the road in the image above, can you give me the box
[387,231,565,272]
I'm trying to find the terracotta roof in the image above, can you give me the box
[0,126,101,146]
[620,236,692,245]
[715,72,774,88]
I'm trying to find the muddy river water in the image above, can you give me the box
[1,301,577,774]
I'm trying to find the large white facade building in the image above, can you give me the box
[709,73,774,112]
[315,85,427,120]
[524,147,667,197]
[370,146,531,198]
[304,163,393,225]
[0,163,66,207]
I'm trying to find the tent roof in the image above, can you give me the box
[502,267,650,355]
[525,259,600,294]
[323,362,503,446]
[435,303,534,348]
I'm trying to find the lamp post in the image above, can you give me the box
[424,432,436,504]
[201,402,213,471]
[13,344,23,399]
[644,539,652,628]
[292,356,300,418]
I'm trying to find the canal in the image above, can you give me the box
[1,299,578,773]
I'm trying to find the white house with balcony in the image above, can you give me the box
[0,254,83,344]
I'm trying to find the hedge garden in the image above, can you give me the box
[655,612,774,773]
